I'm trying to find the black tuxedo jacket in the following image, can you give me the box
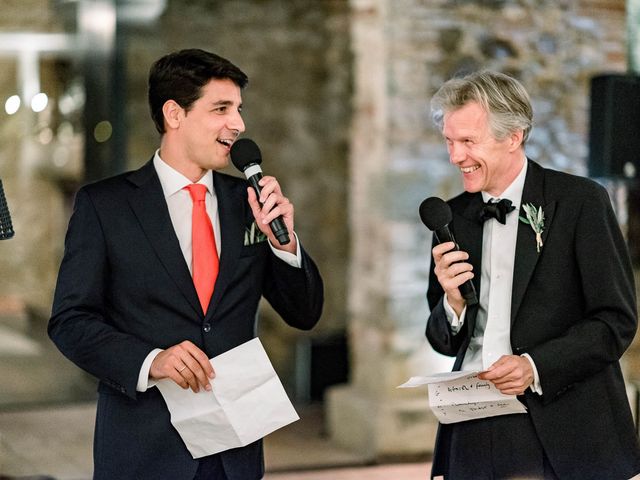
[426,160,640,479]
[49,159,324,480]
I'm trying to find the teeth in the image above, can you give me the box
[461,165,479,174]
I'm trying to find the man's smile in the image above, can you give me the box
[460,165,480,174]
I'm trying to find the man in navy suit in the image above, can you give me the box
[426,70,640,479]
[49,49,323,480]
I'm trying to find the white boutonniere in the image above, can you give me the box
[519,203,544,253]
[244,221,267,246]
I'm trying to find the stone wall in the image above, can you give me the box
[328,0,631,459]
[354,0,628,381]
[0,0,634,419]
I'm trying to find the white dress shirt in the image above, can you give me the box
[154,151,221,267]
[135,151,301,392]
[444,160,542,393]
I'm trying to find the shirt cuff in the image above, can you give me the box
[443,294,467,333]
[268,231,301,268]
[521,353,543,395]
[136,348,163,392]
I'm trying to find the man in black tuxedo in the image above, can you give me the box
[48,49,323,480]
[426,70,640,479]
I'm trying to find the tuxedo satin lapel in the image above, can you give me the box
[459,193,484,296]
[206,173,246,318]
[127,161,202,316]
[511,160,556,323]
[455,193,484,342]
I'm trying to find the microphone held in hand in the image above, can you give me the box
[0,179,15,240]
[419,196,478,306]
[230,138,290,245]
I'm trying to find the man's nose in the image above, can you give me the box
[229,111,245,134]
[449,142,464,164]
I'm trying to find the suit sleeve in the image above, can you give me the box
[262,244,324,331]
[527,184,637,403]
[48,188,153,399]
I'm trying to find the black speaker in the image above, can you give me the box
[588,74,640,179]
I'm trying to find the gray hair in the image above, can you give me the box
[430,70,533,145]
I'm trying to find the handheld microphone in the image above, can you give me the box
[419,196,477,306]
[0,179,15,240]
[230,138,290,245]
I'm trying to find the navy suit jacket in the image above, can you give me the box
[426,160,640,479]
[49,159,324,480]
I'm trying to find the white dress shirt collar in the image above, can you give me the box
[153,150,215,199]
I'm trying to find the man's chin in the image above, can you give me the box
[209,156,230,172]
[462,180,481,193]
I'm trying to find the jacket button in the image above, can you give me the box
[203,323,211,333]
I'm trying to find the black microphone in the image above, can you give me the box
[230,138,290,245]
[419,196,477,306]
[0,179,15,240]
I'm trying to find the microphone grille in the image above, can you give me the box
[230,138,262,172]
[0,179,15,240]
[419,197,452,231]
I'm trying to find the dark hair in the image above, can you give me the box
[148,48,249,134]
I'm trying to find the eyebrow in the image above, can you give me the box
[444,131,476,140]
[210,100,242,109]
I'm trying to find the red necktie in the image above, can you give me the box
[185,184,219,313]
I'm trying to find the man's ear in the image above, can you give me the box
[508,129,524,152]
[162,100,183,131]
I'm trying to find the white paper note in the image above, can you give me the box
[398,371,527,424]
[157,337,299,458]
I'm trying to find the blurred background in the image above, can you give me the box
[0,0,639,478]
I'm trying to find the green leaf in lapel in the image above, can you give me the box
[519,203,545,253]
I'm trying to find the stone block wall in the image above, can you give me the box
[347,0,628,396]
[0,0,636,419]
[331,0,633,459]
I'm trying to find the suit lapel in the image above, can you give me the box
[458,193,485,286]
[511,160,556,323]
[453,193,484,353]
[205,172,247,318]
[126,160,202,316]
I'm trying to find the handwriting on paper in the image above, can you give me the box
[398,371,527,424]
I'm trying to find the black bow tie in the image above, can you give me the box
[479,198,516,224]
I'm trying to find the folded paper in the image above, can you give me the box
[157,338,299,458]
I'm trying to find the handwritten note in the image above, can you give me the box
[398,371,527,424]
